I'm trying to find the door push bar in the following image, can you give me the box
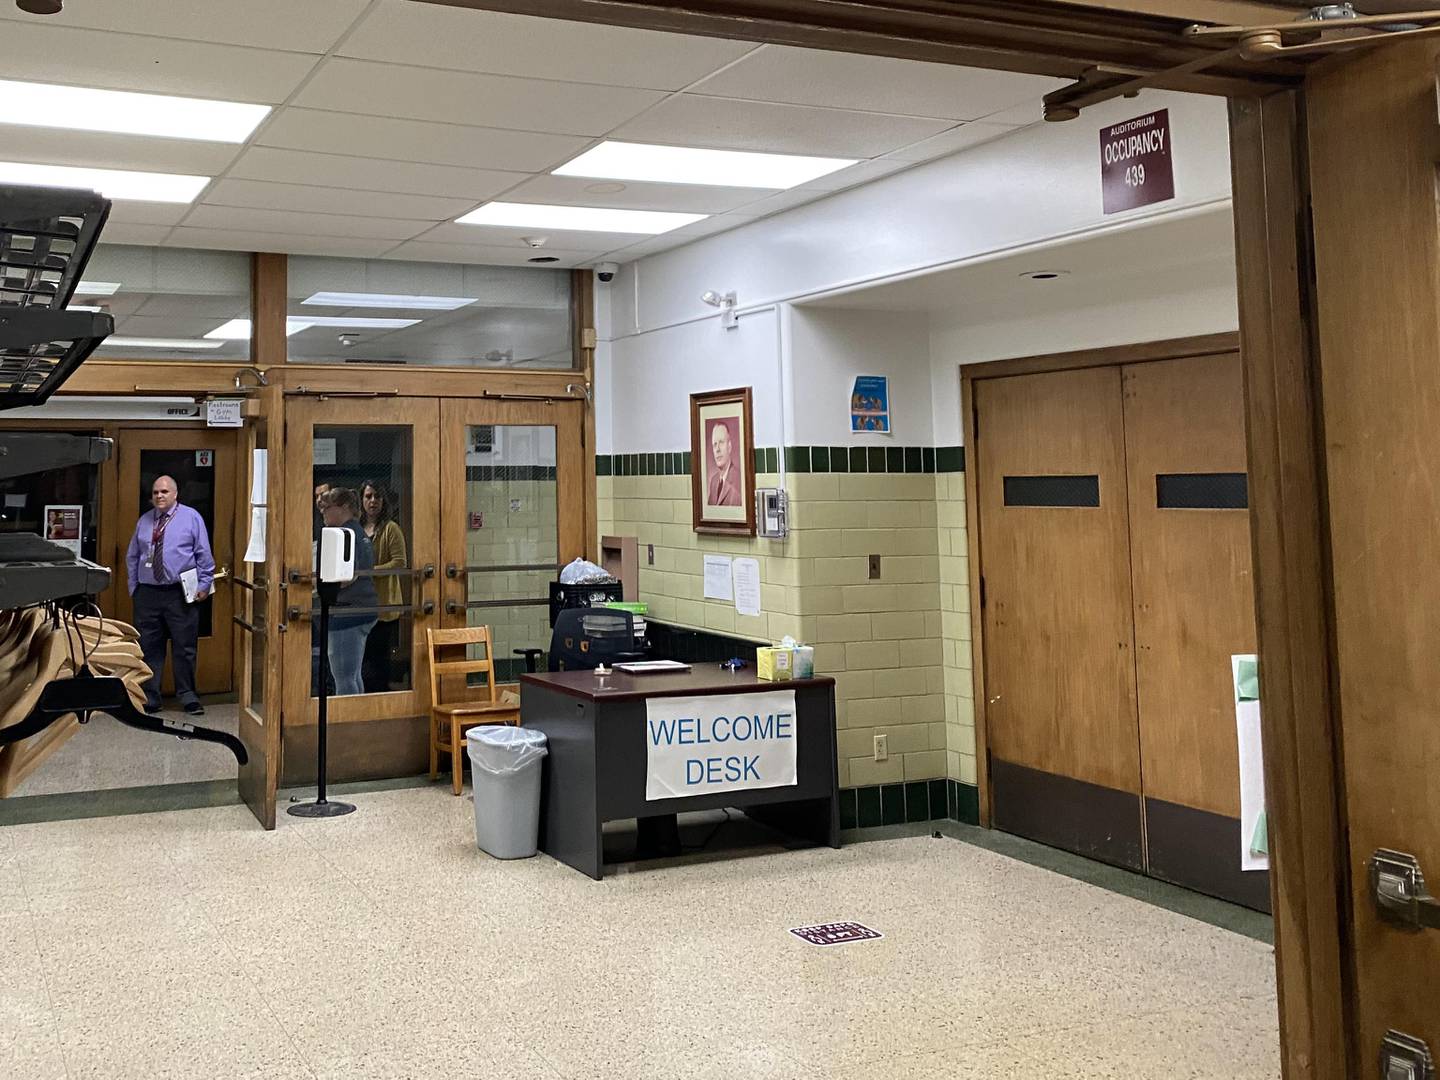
[1370,849,1440,932]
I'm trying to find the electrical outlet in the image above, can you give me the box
[873,734,888,762]
[868,554,882,580]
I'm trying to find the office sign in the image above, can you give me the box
[645,691,797,800]
[1100,109,1174,214]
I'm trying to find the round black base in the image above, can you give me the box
[287,800,356,819]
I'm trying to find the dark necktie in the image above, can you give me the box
[152,511,172,583]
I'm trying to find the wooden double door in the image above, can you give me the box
[974,349,1266,909]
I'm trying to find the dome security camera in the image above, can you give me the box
[595,262,620,283]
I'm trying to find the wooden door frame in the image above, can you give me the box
[113,425,242,696]
[280,395,444,732]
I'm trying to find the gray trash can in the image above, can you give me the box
[467,726,548,859]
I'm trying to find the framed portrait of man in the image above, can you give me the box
[690,386,756,535]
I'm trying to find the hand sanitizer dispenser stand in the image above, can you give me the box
[289,526,357,819]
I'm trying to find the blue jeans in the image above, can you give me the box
[327,620,375,697]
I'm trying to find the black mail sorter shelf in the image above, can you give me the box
[519,671,839,880]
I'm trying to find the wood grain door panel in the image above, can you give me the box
[977,366,1142,796]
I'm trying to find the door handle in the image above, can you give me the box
[1369,849,1440,932]
[446,598,461,616]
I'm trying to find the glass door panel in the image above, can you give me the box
[282,398,440,735]
[441,401,586,678]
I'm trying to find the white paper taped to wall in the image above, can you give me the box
[703,554,734,601]
[243,507,267,563]
[250,449,268,505]
[732,557,761,617]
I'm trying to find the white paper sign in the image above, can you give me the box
[205,398,243,428]
[732,557,761,617]
[1233,654,1268,872]
[645,691,798,801]
[703,554,734,601]
[4,494,25,508]
[243,507,267,564]
[313,438,337,466]
[249,449,268,505]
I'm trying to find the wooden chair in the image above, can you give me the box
[425,625,521,795]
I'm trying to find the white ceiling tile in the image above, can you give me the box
[255,109,590,173]
[227,147,526,201]
[418,221,668,253]
[0,125,240,175]
[884,121,1023,163]
[111,313,236,338]
[164,228,391,258]
[0,1,368,53]
[96,225,173,247]
[383,241,601,268]
[975,100,1047,127]
[180,205,432,241]
[204,179,477,221]
[665,213,762,240]
[136,295,251,318]
[502,175,769,215]
[727,188,832,218]
[0,22,319,102]
[612,96,953,158]
[106,201,192,227]
[295,59,666,136]
[801,158,917,191]
[689,46,1067,121]
[340,3,755,91]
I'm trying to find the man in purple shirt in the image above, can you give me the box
[126,474,214,715]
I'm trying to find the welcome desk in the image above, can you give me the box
[519,668,840,880]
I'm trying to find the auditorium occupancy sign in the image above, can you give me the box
[1100,109,1175,215]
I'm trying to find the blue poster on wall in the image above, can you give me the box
[850,376,890,434]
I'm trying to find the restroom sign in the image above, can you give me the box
[1100,109,1174,215]
[645,691,797,800]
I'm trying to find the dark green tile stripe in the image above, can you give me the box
[844,780,979,828]
[597,446,964,477]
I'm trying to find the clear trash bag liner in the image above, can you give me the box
[466,726,548,774]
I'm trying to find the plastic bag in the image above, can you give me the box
[466,726,548,774]
[559,557,613,585]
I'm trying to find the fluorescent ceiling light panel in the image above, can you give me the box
[0,79,270,143]
[206,318,313,340]
[553,141,857,190]
[74,280,121,296]
[0,161,208,203]
[291,316,421,329]
[302,292,476,311]
[456,202,704,235]
[105,337,224,350]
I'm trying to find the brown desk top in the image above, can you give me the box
[520,667,834,704]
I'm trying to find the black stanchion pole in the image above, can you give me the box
[289,580,355,818]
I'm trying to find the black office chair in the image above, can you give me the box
[548,609,645,671]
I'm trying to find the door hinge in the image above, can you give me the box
[971,405,979,442]
[1381,1030,1434,1080]
[979,574,986,610]
[1370,849,1440,932]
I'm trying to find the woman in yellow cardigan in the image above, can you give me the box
[360,480,408,694]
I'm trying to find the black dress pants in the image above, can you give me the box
[134,582,199,708]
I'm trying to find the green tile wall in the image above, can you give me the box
[595,446,964,476]
[839,781,980,830]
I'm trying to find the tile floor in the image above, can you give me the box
[17,702,239,796]
[0,787,1280,1079]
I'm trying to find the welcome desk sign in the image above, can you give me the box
[646,691,798,800]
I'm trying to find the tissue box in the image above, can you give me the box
[791,645,814,679]
[756,647,794,682]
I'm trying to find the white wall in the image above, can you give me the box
[789,306,934,446]
[600,87,1235,454]
[928,258,1240,444]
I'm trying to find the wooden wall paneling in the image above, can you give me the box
[964,333,1242,382]
[1307,43,1440,1065]
[1229,89,1350,1080]
[960,373,990,826]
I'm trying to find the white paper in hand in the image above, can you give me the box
[179,567,200,604]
